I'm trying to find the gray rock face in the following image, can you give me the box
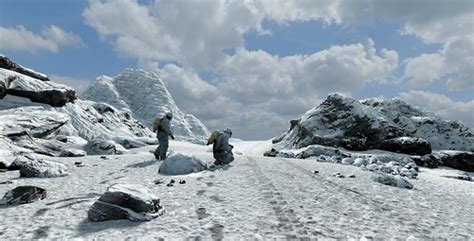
[433,151,474,172]
[84,139,118,155]
[380,137,431,155]
[372,173,414,189]
[0,186,47,206]
[159,152,207,175]
[20,159,68,178]
[88,184,164,222]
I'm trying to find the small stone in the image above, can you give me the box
[154,179,164,185]
[348,174,356,178]
[0,180,13,185]
[0,186,47,206]
[314,170,319,174]
[179,180,186,184]
[166,183,173,187]
[169,179,175,184]
[100,156,108,160]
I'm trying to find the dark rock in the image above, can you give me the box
[380,137,431,155]
[434,151,474,172]
[263,148,278,157]
[0,55,50,81]
[88,184,164,222]
[179,180,186,184]
[20,159,68,178]
[413,154,440,168]
[314,171,319,174]
[0,186,47,206]
[6,88,76,107]
[0,77,6,99]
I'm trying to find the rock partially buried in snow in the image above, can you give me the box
[380,137,431,156]
[8,155,35,170]
[59,149,86,157]
[0,186,47,206]
[88,184,164,222]
[159,152,207,175]
[372,172,413,189]
[84,139,117,155]
[20,159,68,178]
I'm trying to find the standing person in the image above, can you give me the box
[212,128,234,165]
[154,112,175,160]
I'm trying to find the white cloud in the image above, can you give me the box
[403,35,474,91]
[49,75,92,94]
[398,90,474,128]
[83,0,266,69]
[0,25,84,53]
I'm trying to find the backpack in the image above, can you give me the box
[207,129,222,145]
[153,117,162,132]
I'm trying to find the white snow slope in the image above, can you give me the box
[0,141,472,239]
[81,69,210,144]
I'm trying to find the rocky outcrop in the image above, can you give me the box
[88,184,164,222]
[1,68,76,107]
[20,158,68,178]
[274,94,473,153]
[0,55,49,81]
[0,186,47,206]
[379,137,431,155]
[82,69,210,144]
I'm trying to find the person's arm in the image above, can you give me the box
[162,119,174,139]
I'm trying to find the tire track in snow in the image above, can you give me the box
[246,157,323,238]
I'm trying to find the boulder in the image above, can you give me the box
[0,186,47,206]
[20,159,68,178]
[7,156,34,170]
[412,154,440,168]
[88,184,164,222]
[113,137,147,149]
[59,149,87,157]
[159,152,207,175]
[433,151,474,172]
[380,137,431,155]
[84,139,117,155]
[372,172,413,189]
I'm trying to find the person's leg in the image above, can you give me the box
[160,138,169,160]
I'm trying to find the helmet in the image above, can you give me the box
[223,128,232,137]
[165,112,173,119]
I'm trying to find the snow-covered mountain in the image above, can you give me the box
[0,56,155,159]
[81,68,210,144]
[273,93,474,152]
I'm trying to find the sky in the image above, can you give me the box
[0,0,473,140]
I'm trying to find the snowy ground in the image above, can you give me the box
[0,140,473,239]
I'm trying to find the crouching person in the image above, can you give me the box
[153,112,175,160]
[212,128,234,165]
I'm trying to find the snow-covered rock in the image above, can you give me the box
[7,156,33,170]
[0,186,47,206]
[19,159,68,178]
[59,149,86,157]
[0,68,75,107]
[0,55,49,81]
[84,139,119,156]
[82,69,210,144]
[88,184,164,222]
[273,94,473,152]
[159,152,207,175]
[372,172,414,189]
